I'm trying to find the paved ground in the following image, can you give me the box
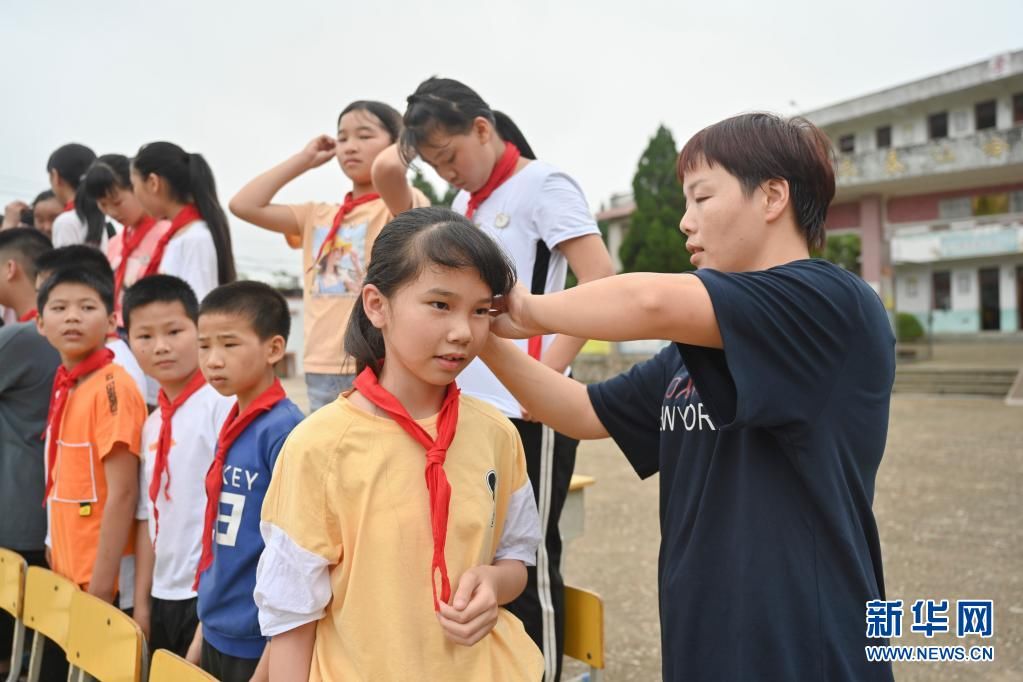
[281,376,1022,681]
[561,395,1023,681]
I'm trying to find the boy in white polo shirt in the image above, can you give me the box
[124,275,232,655]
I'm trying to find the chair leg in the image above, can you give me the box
[4,619,25,682]
[590,667,605,682]
[25,631,43,682]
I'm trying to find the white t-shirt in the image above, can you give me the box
[135,383,233,600]
[159,220,218,303]
[51,210,108,250]
[451,160,600,418]
[106,338,147,399]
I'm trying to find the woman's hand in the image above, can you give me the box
[490,284,545,340]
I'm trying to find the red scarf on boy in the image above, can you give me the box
[310,192,381,268]
[465,141,520,220]
[352,366,460,611]
[149,370,207,545]
[114,215,158,302]
[43,348,115,505]
[143,204,202,277]
[193,378,287,590]
[17,309,37,322]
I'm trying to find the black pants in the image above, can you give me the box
[201,639,260,682]
[0,549,69,682]
[150,597,198,658]
[505,419,578,682]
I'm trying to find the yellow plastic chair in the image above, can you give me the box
[564,585,606,682]
[22,566,78,682]
[149,649,216,682]
[0,549,27,682]
[65,590,146,682]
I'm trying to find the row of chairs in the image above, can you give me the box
[2,547,605,682]
[0,548,212,682]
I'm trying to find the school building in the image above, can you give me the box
[596,49,1023,335]
[804,49,1023,334]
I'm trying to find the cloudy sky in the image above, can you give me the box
[3,0,1021,278]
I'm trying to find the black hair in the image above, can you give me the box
[337,101,403,143]
[35,244,114,282]
[198,281,290,342]
[46,144,107,245]
[37,266,115,315]
[82,154,133,202]
[32,190,57,207]
[132,142,237,285]
[400,77,536,164]
[122,274,199,331]
[46,143,96,189]
[0,227,53,281]
[343,206,515,374]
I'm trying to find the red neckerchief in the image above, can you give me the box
[143,204,201,277]
[310,192,380,269]
[193,378,287,590]
[43,348,115,505]
[18,309,38,323]
[352,366,460,611]
[465,141,520,220]
[114,215,158,302]
[150,370,207,546]
[63,200,74,212]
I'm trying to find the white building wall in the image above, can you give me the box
[950,266,978,312]
[896,267,931,314]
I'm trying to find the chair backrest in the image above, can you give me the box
[149,649,217,682]
[66,590,144,682]
[564,585,605,670]
[22,566,77,649]
[0,548,27,619]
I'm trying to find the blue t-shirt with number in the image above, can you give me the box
[196,398,304,659]
[588,260,895,681]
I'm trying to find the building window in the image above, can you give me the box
[932,271,952,311]
[1014,93,1023,124]
[972,193,1010,216]
[906,277,918,298]
[938,197,972,220]
[838,134,855,154]
[876,125,892,149]
[1011,190,1023,214]
[975,100,997,130]
[928,112,949,140]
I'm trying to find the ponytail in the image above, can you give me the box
[133,142,236,285]
[187,153,237,285]
[492,111,535,160]
[343,297,386,375]
[73,184,110,246]
[400,77,536,162]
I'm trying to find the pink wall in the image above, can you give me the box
[887,182,1023,224]
[826,201,861,230]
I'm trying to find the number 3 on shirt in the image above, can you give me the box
[216,492,245,547]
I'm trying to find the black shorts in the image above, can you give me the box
[149,597,198,658]
[200,639,261,682]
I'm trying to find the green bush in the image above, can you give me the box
[896,312,925,342]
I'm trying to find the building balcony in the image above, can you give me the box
[891,215,1023,264]
[834,127,1023,191]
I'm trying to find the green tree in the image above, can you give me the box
[411,168,458,207]
[814,233,861,275]
[618,125,691,273]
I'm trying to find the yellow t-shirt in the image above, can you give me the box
[288,193,428,374]
[256,394,543,681]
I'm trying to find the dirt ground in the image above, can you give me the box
[561,395,1023,681]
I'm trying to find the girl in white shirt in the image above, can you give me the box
[46,143,109,249]
[130,142,236,302]
[375,76,614,682]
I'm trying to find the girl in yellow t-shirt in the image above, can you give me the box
[254,207,543,681]
[230,101,428,413]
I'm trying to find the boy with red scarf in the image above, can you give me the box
[188,281,303,682]
[123,275,233,655]
[36,267,146,603]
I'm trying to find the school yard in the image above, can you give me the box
[282,369,1023,681]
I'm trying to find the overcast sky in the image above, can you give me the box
[3,0,1021,278]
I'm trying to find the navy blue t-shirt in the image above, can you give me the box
[588,260,895,682]
[197,398,304,659]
